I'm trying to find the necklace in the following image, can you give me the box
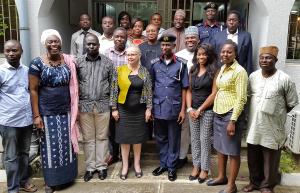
[46,53,62,67]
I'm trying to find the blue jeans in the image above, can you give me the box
[0,125,33,193]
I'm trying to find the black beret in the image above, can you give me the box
[204,2,218,10]
[158,34,176,42]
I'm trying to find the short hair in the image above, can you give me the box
[118,11,132,26]
[113,27,127,35]
[151,12,162,19]
[227,10,241,21]
[4,39,23,51]
[79,13,90,20]
[85,33,99,44]
[126,46,141,56]
[131,18,144,29]
[102,16,115,24]
[221,39,239,61]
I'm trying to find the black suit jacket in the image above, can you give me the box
[213,29,253,74]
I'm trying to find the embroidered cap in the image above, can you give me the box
[185,26,199,36]
[259,46,279,58]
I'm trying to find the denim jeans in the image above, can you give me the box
[0,125,33,193]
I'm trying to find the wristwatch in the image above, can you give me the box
[186,107,193,113]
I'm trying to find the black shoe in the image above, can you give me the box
[198,177,208,184]
[168,170,177,181]
[98,169,107,180]
[176,157,188,169]
[152,166,168,176]
[206,177,228,186]
[83,171,94,182]
[189,174,198,181]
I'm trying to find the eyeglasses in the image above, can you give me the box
[126,53,138,57]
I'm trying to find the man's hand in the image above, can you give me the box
[177,110,185,124]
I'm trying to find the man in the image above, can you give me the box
[213,10,253,75]
[0,40,37,193]
[244,46,298,193]
[164,9,186,52]
[196,2,223,45]
[99,16,115,54]
[142,13,165,39]
[151,34,189,181]
[139,24,162,73]
[104,27,128,165]
[76,34,114,181]
[175,26,200,168]
[70,14,100,56]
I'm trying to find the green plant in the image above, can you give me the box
[280,149,297,173]
[0,13,8,37]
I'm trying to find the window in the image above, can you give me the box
[0,0,19,53]
[287,0,300,60]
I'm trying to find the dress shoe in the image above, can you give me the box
[206,177,228,186]
[176,157,188,169]
[198,176,208,184]
[83,171,94,182]
[98,169,107,180]
[152,166,168,176]
[168,170,177,181]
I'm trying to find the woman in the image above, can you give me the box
[118,11,132,36]
[110,46,152,180]
[29,29,79,193]
[206,39,248,193]
[186,43,218,183]
[128,18,146,46]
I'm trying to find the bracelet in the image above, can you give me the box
[34,115,40,119]
[186,107,193,113]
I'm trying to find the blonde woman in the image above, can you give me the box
[110,46,152,180]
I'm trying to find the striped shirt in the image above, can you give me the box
[76,54,114,113]
[104,47,127,67]
[213,60,248,121]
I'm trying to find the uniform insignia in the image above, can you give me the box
[176,56,187,65]
[151,57,160,64]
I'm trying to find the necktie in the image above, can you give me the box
[82,31,89,55]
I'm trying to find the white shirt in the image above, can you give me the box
[175,49,194,73]
[246,69,299,150]
[98,34,114,54]
[227,29,238,45]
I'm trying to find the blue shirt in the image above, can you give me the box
[197,21,224,45]
[0,61,32,127]
[151,55,189,120]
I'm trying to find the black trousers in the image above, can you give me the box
[247,143,281,189]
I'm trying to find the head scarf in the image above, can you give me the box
[40,29,62,45]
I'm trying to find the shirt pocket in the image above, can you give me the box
[153,98,161,115]
[172,99,181,116]
[261,90,279,115]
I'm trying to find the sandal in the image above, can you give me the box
[20,183,37,192]
[242,184,257,192]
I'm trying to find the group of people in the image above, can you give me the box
[0,2,299,193]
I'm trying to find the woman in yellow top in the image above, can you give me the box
[206,40,248,193]
[110,46,152,180]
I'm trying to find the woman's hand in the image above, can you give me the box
[194,108,204,119]
[226,121,236,136]
[34,116,44,130]
[112,110,119,121]
[188,110,197,120]
[145,109,152,122]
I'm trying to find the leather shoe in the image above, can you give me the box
[98,169,107,180]
[168,170,177,181]
[83,171,94,182]
[219,186,237,193]
[152,166,168,176]
[206,177,228,186]
[198,176,208,184]
[188,174,198,181]
[176,157,188,169]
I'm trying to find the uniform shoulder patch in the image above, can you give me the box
[151,57,160,64]
[176,56,188,64]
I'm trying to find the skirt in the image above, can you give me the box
[115,104,149,144]
[213,111,242,156]
[40,113,77,186]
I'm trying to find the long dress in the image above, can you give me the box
[115,75,149,144]
[29,57,77,186]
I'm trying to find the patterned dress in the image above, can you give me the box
[29,57,77,186]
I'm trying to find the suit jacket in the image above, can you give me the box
[213,29,253,75]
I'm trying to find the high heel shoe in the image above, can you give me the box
[134,169,143,178]
[119,172,128,180]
